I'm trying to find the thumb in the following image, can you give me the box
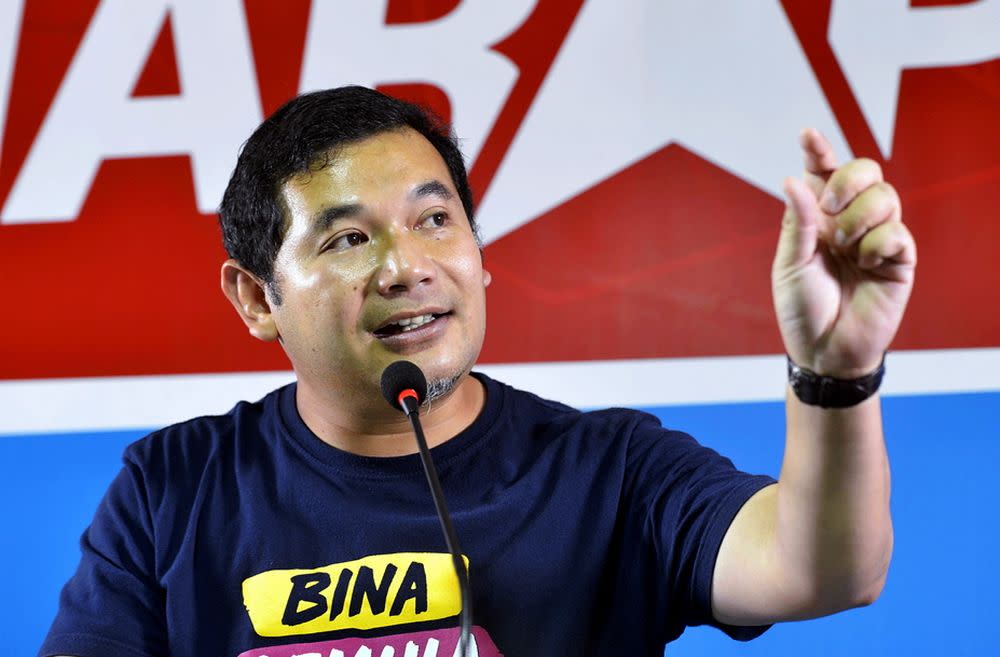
[774,176,822,271]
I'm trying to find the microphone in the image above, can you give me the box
[379,360,427,417]
[380,361,472,657]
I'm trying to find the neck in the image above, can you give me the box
[294,373,486,457]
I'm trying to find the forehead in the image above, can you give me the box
[280,128,454,219]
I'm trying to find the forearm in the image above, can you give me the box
[773,385,893,613]
[715,128,913,625]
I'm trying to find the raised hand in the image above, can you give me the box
[771,129,917,379]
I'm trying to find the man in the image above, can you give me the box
[40,86,915,656]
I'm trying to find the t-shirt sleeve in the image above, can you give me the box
[624,412,777,642]
[38,453,167,657]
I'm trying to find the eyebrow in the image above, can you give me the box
[306,180,455,238]
[410,179,455,202]
[308,203,363,239]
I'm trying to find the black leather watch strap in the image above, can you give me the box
[787,354,885,408]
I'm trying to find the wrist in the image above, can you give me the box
[787,354,885,408]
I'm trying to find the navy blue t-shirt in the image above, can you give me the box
[40,373,774,657]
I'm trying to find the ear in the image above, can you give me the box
[221,259,279,342]
[483,269,492,288]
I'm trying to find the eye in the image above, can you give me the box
[327,231,368,252]
[418,212,449,229]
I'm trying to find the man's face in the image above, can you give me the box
[268,128,490,404]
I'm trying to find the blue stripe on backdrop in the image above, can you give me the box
[1,428,149,657]
[2,392,996,657]
[659,392,997,657]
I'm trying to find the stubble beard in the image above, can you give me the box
[422,342,481,407]
[425,371,463,405]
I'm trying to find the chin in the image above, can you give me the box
[425,371,464,404]
[415,351,477,399]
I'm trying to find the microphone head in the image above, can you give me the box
[380,360,428,411]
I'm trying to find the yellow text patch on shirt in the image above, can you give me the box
[241,552,465,637]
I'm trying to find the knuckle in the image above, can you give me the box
[870,183,902,221]
[834,158,882,196]
[875,181,899,202]
[835,208,856,232]
[841,184,897,235]
[836,200,867,232]
[857,157,883,179]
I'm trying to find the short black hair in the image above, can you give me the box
[218,86,477,300]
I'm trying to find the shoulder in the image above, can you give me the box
[479,373,749,513]
[106,386,290,566]
[483,374,739,481]
[121,384,288,493]
[478,371,678,447]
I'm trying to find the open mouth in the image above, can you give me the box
[372,312,451,338]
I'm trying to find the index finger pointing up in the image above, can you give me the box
[800,127,838,186]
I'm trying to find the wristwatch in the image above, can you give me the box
[787,354,885,408]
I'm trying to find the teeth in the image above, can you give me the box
[392,313,436,332]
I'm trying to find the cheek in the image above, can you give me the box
[284,270,364,331]
[445,239,485,276]
[316,253,375,297]
[281,268,320,298]
[454,254,489,316]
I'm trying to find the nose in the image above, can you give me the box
[375,230,434,296]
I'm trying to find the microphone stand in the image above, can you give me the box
[399,392,472,657]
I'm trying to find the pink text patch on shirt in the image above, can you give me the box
[237,625,502,657]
